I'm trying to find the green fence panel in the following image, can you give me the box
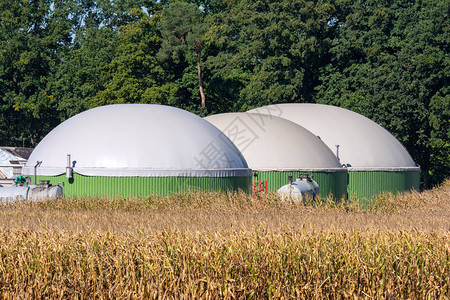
[33,174,252,198]
[348,170,420,207]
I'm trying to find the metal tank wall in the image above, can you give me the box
[348,170,420,207]
[33,174,252,198]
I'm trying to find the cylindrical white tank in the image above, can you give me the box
[277,177,319,203]
[0,184,63,202]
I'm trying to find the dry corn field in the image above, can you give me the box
[0,181,449,299]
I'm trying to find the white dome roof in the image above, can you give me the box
[248,104,418,170]
[204,113,343,171]
[23,104,250,177]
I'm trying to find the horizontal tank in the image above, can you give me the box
[0,181,63,202]
[277,176,320,203]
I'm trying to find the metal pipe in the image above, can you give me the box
[34,161,42,184]
[66,154,73,179]
[335,145,340,162]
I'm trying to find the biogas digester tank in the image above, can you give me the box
[204,113,347,199]
[22,104,252,198]
[249,104,420,204]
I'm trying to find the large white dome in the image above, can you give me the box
[249,104,418,170]
[204,113,343,171]
[23,104,250,177]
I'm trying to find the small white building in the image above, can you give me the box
[0,147,33,186]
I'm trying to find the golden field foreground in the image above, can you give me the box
[0,182,449,299]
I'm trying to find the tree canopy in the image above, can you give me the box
[0,0,448,187]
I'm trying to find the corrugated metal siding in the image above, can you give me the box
[34,175,252,198]
[253,171,347,200]
[348,170,420,207]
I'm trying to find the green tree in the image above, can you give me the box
[158,2,207,109]
[50,25,119,119]
[316,0,449,187]
[158,0,237,15]
[205,0,336,110]
[0,0,73,146]
[88,8,177,107]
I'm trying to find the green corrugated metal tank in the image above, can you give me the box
[22,104,252,197]
[204,113,347,200]
[248,104,420,206]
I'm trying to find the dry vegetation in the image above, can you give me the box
[0,181,448,298]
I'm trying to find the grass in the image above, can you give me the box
[0,180,448,298]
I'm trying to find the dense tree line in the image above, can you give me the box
[0,0,448,187]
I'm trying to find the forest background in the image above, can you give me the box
[0,0,448,188]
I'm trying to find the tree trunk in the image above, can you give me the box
[423,168,429,189]
[421,144,431,189]
[195,49,206,108]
